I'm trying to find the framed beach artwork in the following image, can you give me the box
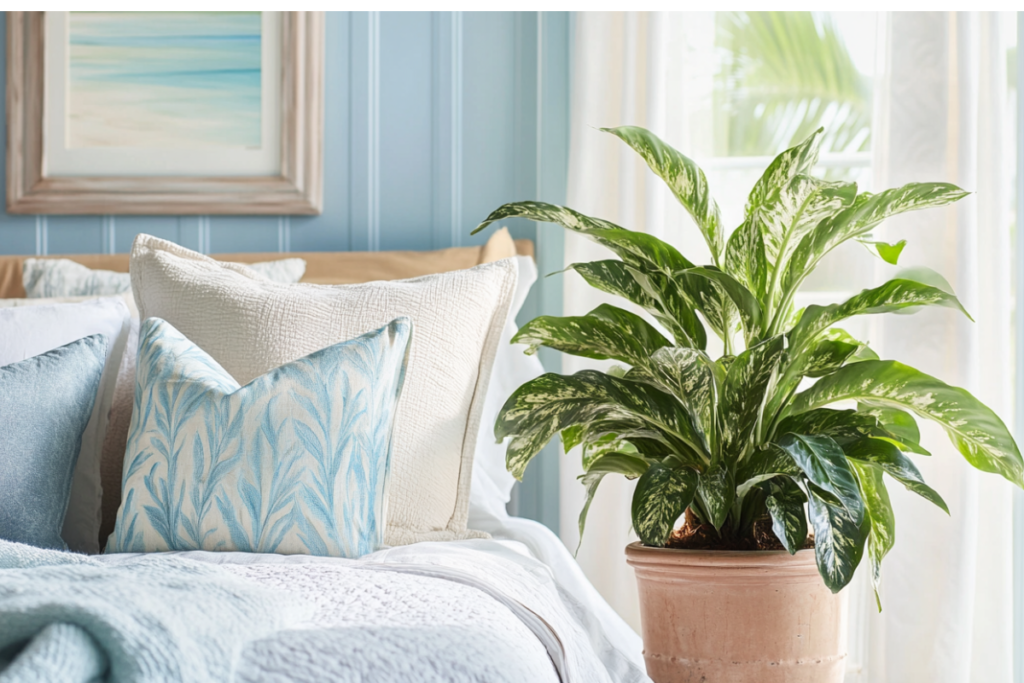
[6,11,324,215]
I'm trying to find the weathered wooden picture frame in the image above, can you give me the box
[6,11,324,215]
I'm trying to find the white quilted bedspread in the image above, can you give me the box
[229,562,558,683]
[98,539,649,683]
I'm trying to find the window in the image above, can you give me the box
[653,11,880,351]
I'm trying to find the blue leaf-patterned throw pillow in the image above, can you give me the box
[107,317,411,557]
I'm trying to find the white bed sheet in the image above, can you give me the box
[467,510,648,676]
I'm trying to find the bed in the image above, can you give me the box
[0,235,649,683]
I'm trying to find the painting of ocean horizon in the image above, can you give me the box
[68,12,262,149]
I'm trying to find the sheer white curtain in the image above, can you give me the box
[562,12,1016,678]
[560,11,715,632]
[856,12,1015,683]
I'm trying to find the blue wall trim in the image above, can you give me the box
[0,10,569,533]
[506,11,570,533]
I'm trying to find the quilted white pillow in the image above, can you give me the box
[129,235,517,545]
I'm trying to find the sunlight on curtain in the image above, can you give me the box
[860,12,1018,683]
[563,13,1018,682]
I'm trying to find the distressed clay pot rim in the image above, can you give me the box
[625,541,822,585]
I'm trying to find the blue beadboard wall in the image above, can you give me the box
[0,11,569,533]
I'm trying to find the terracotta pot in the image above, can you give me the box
[625,542,846,683]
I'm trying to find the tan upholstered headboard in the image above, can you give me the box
[0,229,534,298]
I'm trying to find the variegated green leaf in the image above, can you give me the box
[566,417,678,464]
[560,424,584,452]
[745,128,823,225]
[760,176,857,276]
[568,260,654,306]
[697,461,735,530]
[671,268,737,342]
[860,238,907,265]
[736,445,802,496]
[741,129,851,316]
[849,344,880,363]
[776,409,877,446]
[843,437,947,513]
[827,329,880,364]
[585,451,650,478]
[808,484,868,593]
[513,304,671,367]
[568,260,706,348]
[580,433,621,468]
[824,328,865,345]
[757,174,857,324]
[473,201,695,278]
[680,266,763,343]
[803,339,860,377]
[763,476,808,554]
[723,218,768,301]
[849,460,895,609]
[767,335,870,430]
[497,370,708,479]
[790,360,1024,487]
[628,346,717,445]
[776,407,927,456]
[580,433,635,470]
[626,265,739,348]
[601,126,724,264]
[474,200,618,235]
[625,266,708,349]
[775,433,864,524]
[631,463,699,546]
[720,336,785,456]
[583,226,695,276]
[782,183,969,301]
[577,471,607,554]
[789,278,970,352]
[857,404,924,452]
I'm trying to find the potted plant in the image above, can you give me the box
[472,127,1023,683]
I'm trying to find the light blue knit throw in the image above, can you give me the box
[0,540,308,683]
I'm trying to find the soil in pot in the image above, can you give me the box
[665,508,814,552]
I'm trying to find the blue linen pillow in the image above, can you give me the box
[0,335,107,549]
[107,316,411,557]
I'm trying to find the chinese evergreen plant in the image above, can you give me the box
[472,127,1023,599]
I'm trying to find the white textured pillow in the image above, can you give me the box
[23,256,307,299]
[470,256,546,521]
[129,235,517,545]
[0,297,130,553]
